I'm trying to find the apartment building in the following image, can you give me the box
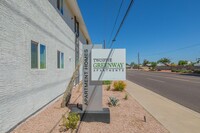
[0,0,91,132]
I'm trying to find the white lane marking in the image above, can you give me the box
[146,78,165,83]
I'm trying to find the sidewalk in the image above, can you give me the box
[126,80,200,133]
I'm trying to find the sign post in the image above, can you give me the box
[72,44,126,123]
[82,45,103,111]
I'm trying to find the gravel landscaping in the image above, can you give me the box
[12,83,169,133]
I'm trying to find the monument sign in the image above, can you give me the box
[91,49,126,81]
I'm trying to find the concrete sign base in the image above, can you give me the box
[71,107,110,123]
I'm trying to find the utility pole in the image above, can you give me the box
[138,52,140,70]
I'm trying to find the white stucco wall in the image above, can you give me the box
[49,0,87,44]
[0,0,84,132]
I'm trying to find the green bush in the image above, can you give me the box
[108,97,119,106]
[181,70,192,73]
[171,69,192,73]
[194,70,200,74]
[171,69,177,72]
[103,80,112,85]
[62,113,80,130]
[124,93,128,100]
[113,81,126,91]
[106,85,111,91]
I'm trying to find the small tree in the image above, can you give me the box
[151,62,157,70]
[178,60,188,66]
[130,62,135,67]
[143,59,149,66]
[157,58,171,66]
[171,62,177,66]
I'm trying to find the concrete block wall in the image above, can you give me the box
[0,0,84,132]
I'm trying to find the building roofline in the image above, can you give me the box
[65,0,92,44]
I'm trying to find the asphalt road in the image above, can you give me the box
[127,70,200,113]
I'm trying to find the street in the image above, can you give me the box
[127,70,200,113]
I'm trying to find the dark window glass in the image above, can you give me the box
[57,0,60,10]
[31,41,38,68]
[57,51,60,68]
[40,44,46,69]
[76,21,79,37]
[61,52,64,68]
[61,0,63,15]
[74,17,79,37]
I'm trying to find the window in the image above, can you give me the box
[57,0,63,15]
[61,0,63,15]
[57,51,60,68]
[57,0,60,10]
[74,16,79,37]
[31,41,38,68]
[31,41,46,69]
[40,44,46,69]
[57,50,64,69]
[61,52,64,68]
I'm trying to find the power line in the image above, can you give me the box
[107,0,125,47]
[109,0,135,48]
[143,43,200,57]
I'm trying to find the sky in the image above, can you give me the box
[77,0,200,64]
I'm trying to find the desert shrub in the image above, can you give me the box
[108,97,119,107]
[103,80,112,85]
[124,93,128,100]
[106,85,111,91]
[62,113,80,131]
[181,70,192,73]
[171,69,180,72]
[194,70,200,74]
[171,69,177,72]
[172,69,193,73]
[113,81,126,91]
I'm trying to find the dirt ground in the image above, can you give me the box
[12,84,169,133]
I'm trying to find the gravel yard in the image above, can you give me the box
[12,83,169,133]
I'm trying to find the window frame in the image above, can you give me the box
[31,40,47,70]
[61,52,64,69]
[57,50,64,69]
[74,16,79,37]
[40,44,47,69]
[31,41,39,69]
[57,51,61,69]
[57,0,64,15]
[57,0,60,10]
[60,0,63,15]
